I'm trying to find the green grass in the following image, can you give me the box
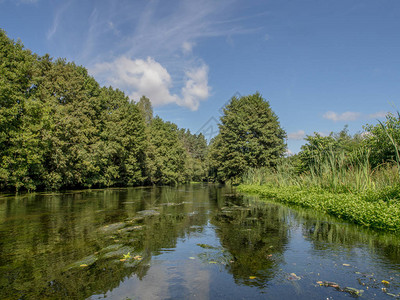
[240,146,400,232]
[237,184,400,232]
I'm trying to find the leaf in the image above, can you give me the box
[342,263,351,267]
[249,276,257,279]
[189,257,196,260]
[382,280,390,285]
[80,264,88,267]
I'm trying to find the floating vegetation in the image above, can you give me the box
[100,244,124,253]
[238,184,400,232]
[136,210,160,217]
[197,248,233,266]
[159,202,183,206]
[287,273,301,281]
[98,222,126,233]
[196,243,218,249]
[66,254,98,270]
[103,246,135,259]
[317,281,364,297]
[118,225,144,234]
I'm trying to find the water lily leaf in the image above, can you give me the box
[197,244,217,249]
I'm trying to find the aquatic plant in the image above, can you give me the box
[237,184,400,232]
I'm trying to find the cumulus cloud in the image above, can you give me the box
[180,65,209,110]
[323,111,361,122]
[91,56,209,110]
[288,130,305,140]
[323,110,389,122]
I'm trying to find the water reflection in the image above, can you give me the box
[211,195,289,288]
[0,185,399,299]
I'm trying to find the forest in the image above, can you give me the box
[1,28,399,202]
[0,29,209,191]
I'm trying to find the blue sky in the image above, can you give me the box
[1,0,399,153]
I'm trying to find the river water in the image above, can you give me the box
[0,184,400,299]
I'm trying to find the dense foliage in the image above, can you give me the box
[363,112,400,169]
[0,30,207,191]
[209,93,286,182]
[240,114,400,232]
[238,184,400,232]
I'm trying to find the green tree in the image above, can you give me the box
[363,112,400,168]
[178,129,208,182]
[35,59,102,189]
[137,96,153,125]
[146,117,186,184]
[0,29,44,191]
[92,87,147,187]
[296,126,365,174]
[210,92,286,182]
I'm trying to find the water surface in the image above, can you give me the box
[1,184,400,299]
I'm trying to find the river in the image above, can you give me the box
[0,184,399,299]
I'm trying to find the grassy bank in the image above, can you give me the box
[237,184,400,232]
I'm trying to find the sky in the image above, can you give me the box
[1,0,399,153]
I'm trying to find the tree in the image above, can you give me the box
[363,112,400,168]
[146,117,186,185]
[0,29,42,190]
[178,129,208,182]
[209,92,286,182]
[137,96,153,125]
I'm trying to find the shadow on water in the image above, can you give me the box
[0,184,399,299]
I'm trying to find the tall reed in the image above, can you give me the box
[243,146,399,193]
[378,111,400,177]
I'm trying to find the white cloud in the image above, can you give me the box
[182,41,194,55]
[91,56,209,111]
[323,111,361,122]
[46,1,71,40]
[368,111,387,119]
[285,149,294,156]
[180,64,209,110]
[48,0,262,110]
[323,110,389,122]
[288,130,305,140]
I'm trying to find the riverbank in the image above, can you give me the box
[237,184,400,232]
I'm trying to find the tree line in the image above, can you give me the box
[4,28,396,192]
[0,30,210,191]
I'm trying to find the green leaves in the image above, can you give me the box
[0,30,202,191]
[209,93,286,182]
